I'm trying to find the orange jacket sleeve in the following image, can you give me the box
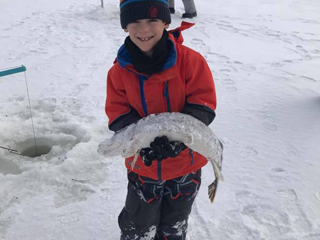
[182,48,217,125]
[106,64,141,132]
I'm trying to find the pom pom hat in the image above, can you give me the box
[120,0,171,29]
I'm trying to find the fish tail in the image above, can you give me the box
[211,158,224,181]
[208,158,223,202]
[208,179,219,203]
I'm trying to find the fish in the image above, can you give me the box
[98,112,224,203]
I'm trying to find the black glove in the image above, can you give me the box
[150,136,186,159]
[159,140,187,158]
[139,148,159,166]
[140,136,187,167]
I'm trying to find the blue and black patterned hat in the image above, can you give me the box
[120,0,171,29]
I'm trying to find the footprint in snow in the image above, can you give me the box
[277,189,313,232]
[301,76,317,83]
[222,78,237,92]
[74,83,89,96]
[241,204,291,236]
[261,115,278,131]
[190,38,211,53]
[239,146,258,158]
[263,122,278,131]
[235,190,291,236]
[294,45,312,60]
[267,168,290,184]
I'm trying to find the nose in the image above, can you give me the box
[138,21,150,33]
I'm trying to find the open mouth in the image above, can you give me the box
[137,36,153,41]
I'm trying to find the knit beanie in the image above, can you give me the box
[120,0,171,29]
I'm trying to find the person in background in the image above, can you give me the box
[105,0,216,239]
[169,0,197,18]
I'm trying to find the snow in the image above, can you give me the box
[0,0,320,239]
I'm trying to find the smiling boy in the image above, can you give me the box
[105,0,217,239]
[124,19,169,57]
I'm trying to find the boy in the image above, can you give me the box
[105,0,216,239]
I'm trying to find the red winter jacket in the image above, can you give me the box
[106,22,217,181]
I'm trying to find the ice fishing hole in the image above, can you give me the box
[14,135,82,159]
[14,138,53,158]
[20,145,52,158]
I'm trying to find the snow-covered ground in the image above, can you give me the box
[1,0,320,239]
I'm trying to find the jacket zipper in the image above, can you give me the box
[189,149,194,165]
[157,160,162,181]
[164,81,172,112]
[155,81,172,181]
[139,75,163,180]
[139,75,148,116]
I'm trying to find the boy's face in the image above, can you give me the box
[125,19,169,57]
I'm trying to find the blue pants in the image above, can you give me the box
[119,169,201,240]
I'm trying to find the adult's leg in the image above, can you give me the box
[182,0,197,14]
[119,171,165,240]
[156,170,202,240]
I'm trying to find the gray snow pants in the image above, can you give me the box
[169,0,197,14]
[118,169,201,240]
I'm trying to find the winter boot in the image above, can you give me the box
[182,12,197,18]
